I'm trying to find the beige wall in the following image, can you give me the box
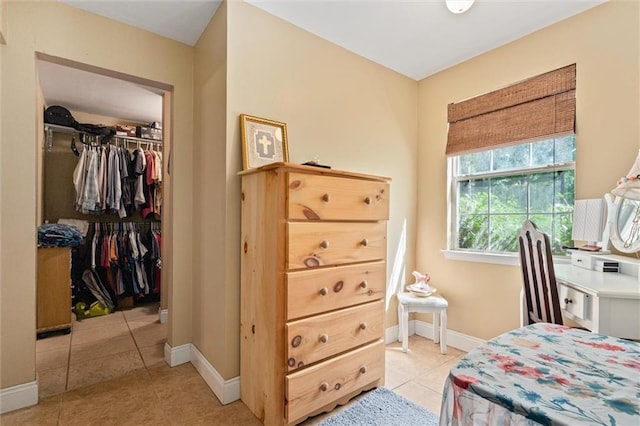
[192,2,231,376]
[225,1,419,374]
[187,1,418,380]
[0,1,194,388]
[416,0,639,340]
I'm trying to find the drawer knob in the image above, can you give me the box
[319,334,329,343]
[320,240,330,249]
[359,322,368,330]
[360,280,368,289]
[564,298,573,304]
[320,382,329,392]
[360,238,368,247]
[319,287,328,296]
[359,366,368,374]
[334,281,344,293]
[322,193,330,202]
[364,196,372,205]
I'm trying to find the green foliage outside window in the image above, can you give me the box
[454,136,575,255]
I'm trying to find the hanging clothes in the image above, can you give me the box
[88,221,160,300]
[72,143,163,218]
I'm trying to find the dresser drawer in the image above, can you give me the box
[559,284,590,320]
[287,222,386,270]
[286,300,383,371]
[287,173,389,221]
[286,340,384,424]
[286,261,386,320]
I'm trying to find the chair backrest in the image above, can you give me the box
[518,220,563,325]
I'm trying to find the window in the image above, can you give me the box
[445,64,577,258]
[451,136,575,255]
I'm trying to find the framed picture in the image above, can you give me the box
[240,114,289,170]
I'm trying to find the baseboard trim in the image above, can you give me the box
[385,320,485,353]
[414,320,485,352]
[385,324,399,344]
[0,379,38,414]
[158,308,168,324]
[190,345,240,405]
[163,342,240,404]
[164,342,191,367]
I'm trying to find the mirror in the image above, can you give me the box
[608,195,640,253]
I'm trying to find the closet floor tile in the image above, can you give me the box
[70,321,130,346]
[36,332,71,353]
[125,315,161,330]
[72,311,126,331]
[36,347,69,371]
[139,343,166,368]
[121,304,160,320]
[66,349,144,391]
[37,366,68,399]
[69,333,137,364]
[130,322,168,348]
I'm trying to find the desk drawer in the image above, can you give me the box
[287,173,389,221]
[571,252,595,270]
[287,222,386,270]
[559,284,589,320]
[286,300,383,371]
[286,340,384,424]
[286,261,385,320]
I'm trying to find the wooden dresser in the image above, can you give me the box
[240,163,390,425]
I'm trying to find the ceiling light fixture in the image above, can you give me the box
[446,0,475,14]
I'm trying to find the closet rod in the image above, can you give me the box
[44,124,163,145]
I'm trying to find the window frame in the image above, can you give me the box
[445,140,575,265]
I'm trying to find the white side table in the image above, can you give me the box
[397,292,448,354]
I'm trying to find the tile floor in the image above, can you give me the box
[35,302,167,398]
[2,312,465,425]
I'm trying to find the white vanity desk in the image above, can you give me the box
[554,252,640,339]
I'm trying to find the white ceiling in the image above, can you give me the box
[39,60,165,124]
[42,0,605,124]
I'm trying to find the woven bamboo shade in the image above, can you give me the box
[446,64,576,156]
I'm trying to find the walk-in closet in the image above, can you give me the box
[35,58,169,397]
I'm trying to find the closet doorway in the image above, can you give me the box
[35,55,171,398]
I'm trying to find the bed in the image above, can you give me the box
[440,323,640,425]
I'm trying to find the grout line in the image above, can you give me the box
[126,314,147,369]
[64,329,73,393]
[122,304,163,370]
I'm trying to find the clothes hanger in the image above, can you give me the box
[71,136,80,156]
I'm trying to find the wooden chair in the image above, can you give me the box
[518,220,563,325]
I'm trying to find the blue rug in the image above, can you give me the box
[318,387,440,426]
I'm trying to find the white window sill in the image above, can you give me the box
[441,250,571,266]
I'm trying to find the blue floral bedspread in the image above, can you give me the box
[440,323,640,425]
